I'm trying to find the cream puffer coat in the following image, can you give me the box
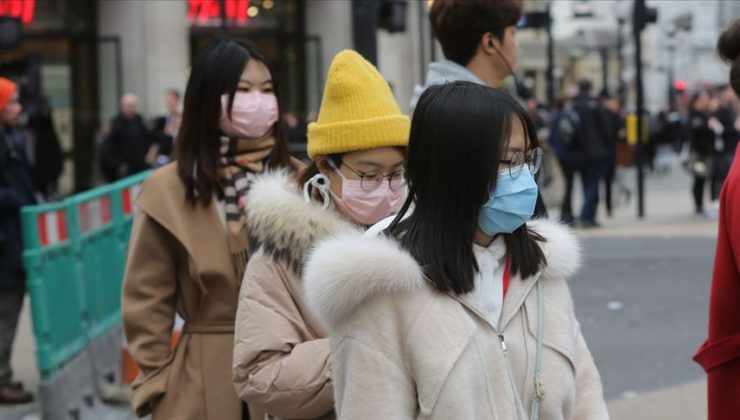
[304,220,610,420]
[232,171,356,419]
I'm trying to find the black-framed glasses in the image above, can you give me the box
[339,162,407,193]
[499,147,544,179]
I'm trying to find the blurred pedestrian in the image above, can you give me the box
[688,90,714,215]
[411,0,548,218]
[27,97,63,199]
[102,93,151,181]
[304,82,608,419]
[601,93,623,217]
[282,110,308,161]
[694,19,740,420]
[0,77,35,405]
[527,97,546,130]
[121,38,297,420]
[566,79,611,228]
[710,84,739,200]
[147,89,181,168]
[549,97,576,225]
[232,50,409,420]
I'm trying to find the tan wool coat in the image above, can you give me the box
[122,163,255,419]
[304,219,610,420]
[233,171,355,419]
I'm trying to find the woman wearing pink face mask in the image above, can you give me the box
[121,38,298,420]
[232,50,409,419]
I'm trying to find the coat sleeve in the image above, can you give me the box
[332,336,418,419]
[232,252,334,419]
[121,211,178,416]
[573,326,610,420]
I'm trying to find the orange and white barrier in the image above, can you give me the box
[36,210,68,247]
[121,184,142,216]
[78,196,113,233]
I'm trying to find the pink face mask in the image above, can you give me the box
[219,91,278,139]
[331,170,406,226]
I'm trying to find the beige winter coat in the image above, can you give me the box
[122,163,247,419]
[233,171,355,419]
[304,219,610,420]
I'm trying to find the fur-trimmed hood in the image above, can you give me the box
[245,170,357,272]
[304,219,581,330]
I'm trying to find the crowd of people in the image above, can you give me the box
[1,0,739,417]
[120,0,611,419]
[533,76,739,227]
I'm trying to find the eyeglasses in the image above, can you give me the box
[499,147,544,179]
[338,162,407,193]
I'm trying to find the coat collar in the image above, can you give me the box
[304,219,582,331]
[245,170,358,273]
[136,163,236,290]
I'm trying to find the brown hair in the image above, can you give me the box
[429,0,523,66]
[717,19,740,96]
[296,154,343,190]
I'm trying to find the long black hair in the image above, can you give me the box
[175,37,292,206]
[388,81,546,295]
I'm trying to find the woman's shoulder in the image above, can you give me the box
[246,170,357,272]
[527,218,583,281]
[304,230,432,333]
[137,162,183,202]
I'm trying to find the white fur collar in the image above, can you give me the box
[246,170,357,271]
[304,219,581,330]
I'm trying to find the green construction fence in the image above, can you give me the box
[21,171,151,379]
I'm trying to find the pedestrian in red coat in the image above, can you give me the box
[693,19,740,420]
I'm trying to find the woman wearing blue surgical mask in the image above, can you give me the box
[304,82,609,420]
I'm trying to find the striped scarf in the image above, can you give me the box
[219,135,275,280]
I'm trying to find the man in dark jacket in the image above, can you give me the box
[102,93,151,181]
[0,77,35,404]
[28,97,63,198]
[568,80,612,227]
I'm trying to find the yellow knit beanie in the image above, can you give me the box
[307,50,410,159]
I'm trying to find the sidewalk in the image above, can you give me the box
[542,156,719,239]
[607,380,707,420]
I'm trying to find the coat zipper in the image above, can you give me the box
[499,333,525,420]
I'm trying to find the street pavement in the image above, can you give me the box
[550,154,717,420]
[1,153,721,419]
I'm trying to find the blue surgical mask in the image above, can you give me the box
[478,166,539,235]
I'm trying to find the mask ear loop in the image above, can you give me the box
[303,173,332,210]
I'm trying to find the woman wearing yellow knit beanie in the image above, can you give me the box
[233,50,409,419]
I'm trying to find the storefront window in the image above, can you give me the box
[187,0,295,32]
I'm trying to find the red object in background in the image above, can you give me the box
[674,79,686,91]
[0,0,35,24]
[694,146,740,419]
[188,0,250,25]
